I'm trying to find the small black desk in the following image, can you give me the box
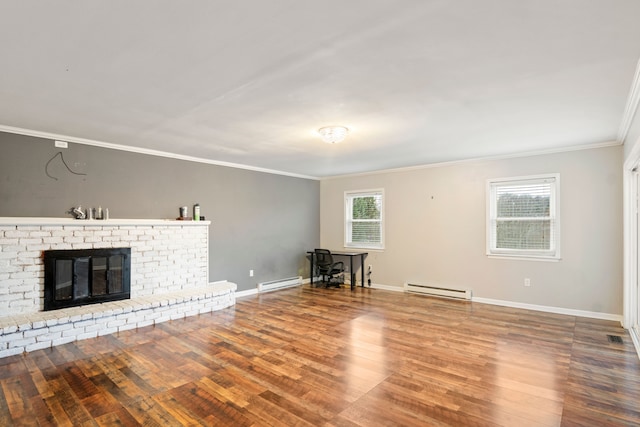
[307,250,368,291]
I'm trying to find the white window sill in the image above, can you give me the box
[487,254,561,262]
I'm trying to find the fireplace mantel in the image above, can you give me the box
[0,217,211,226]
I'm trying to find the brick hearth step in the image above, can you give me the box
[0,281,236,358]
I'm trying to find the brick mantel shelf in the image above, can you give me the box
[0,217,211,226]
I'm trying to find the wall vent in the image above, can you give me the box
[257,276,302,293]
[404,282,472,300]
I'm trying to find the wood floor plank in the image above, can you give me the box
[0,381,12,427]
[40,392,76,426]
[168,382,255,427]
[47,376,96,426]
[152,391,209,426]
[242,393,318,427]
[123,395,182,427]
[1,286,640,426]
[197,375,251,408]
[257,388,331,426]
[88,371,140,408]
[94,408,141,427]
[60,362,101,400]
[1,373,40,424]
[0,355,28,380]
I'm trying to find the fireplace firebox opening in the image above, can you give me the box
[44,248,131,311]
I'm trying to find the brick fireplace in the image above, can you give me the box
[0,218,236,358]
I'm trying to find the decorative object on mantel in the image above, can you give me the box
[177,203,205,221]
[68,206,86,219]
[68,206,110,220]
[193,203,201,221]
[178,205,192,220]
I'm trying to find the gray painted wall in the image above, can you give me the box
[0,132,320,291]
[321,145,623,315]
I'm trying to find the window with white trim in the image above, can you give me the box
[345,189,384,249]
[487,174,560,260]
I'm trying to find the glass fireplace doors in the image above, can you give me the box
[44,248,131,311]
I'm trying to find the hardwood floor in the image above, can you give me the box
[1,286,639,426]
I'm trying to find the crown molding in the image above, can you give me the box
[322,140,621,180]
[618,58,640,143]
[0,124,319,181]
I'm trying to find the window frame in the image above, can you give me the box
[486,174,560,261]
[344,189,385,250]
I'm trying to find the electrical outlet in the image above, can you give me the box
[524,278,531,287]
[249,269,254,277]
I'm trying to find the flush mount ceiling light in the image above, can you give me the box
[318,126,349,144]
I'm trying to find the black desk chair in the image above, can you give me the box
[314,249,345,288]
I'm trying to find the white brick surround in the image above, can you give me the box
[0,218,236,358]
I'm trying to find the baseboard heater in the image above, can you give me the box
[404,282,472,300]
[257,276,302,293]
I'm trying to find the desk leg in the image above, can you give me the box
[350,257,355,291]
[361,254,365,287]
[310,255,314,287]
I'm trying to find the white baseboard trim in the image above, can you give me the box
[472,297,623,323]
[257,276,302,293]
[369,283,402,292]
[361,283,624,323]
[235,288,258,298]
[238,277,308,298]
[241,279,624,325]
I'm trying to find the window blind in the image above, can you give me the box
[488,175,559,259]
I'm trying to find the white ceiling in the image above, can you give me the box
[1,1,640,178]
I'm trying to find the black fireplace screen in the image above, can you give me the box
[44,248,131,311]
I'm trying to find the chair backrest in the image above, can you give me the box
[314,249,333,268]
